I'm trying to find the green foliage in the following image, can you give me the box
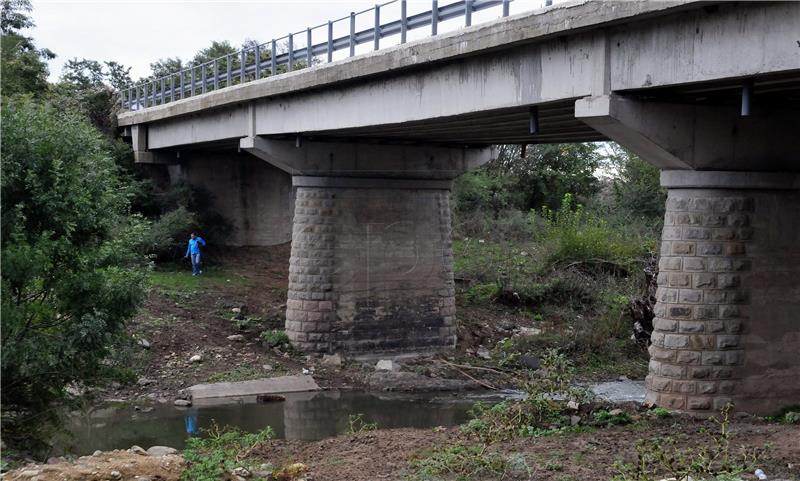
[408,444,528,481]
[1,97,149,449]
[139,207,196,260]
[346,414,378,434]
[784,411,800,424]
[181,425,274,481]
[0,0,54,98]
[649,407,672,419]
[593,410,632,426]
[612,404,767,481]
[148,266,250,294]
[608,145,666,221]
[260,329,290,347]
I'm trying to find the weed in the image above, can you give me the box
[785,411,800,424]
[545,462,564,472]
[260,329,290,348]
[346,413,378,434]
[593,410,632,426]
[612,404,767,481]
[233,316,263,331]
[649,407,672,419]
[181,424,274,481]
[408,444,528,481]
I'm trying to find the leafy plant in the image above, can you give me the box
[593,410,632,426]
[408,444,528,481]
[260,329,290,348]
[181,425,274,481]
[346,413,377,434]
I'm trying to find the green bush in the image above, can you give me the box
[408,444,526,481]
[182,425,274,481]
[260,329,290,347]
[1,97,148,450]
[139,207,196,260]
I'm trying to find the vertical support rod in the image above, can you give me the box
[373,4,381,50]
[179,70,184,99]
[213,59,219,89]
[271,39,277,75]
[160,77,165,104]
[201,64,207,94]
[502,0,510,17]
[400,0,407,43]
[128,87,133,109]
[529,106,539,135]
[349,12,356,57]
[190,65,195,96]
[170,75,174,102]
[288,33,294,71]
[431,0,438,35]
[226,54,232,85]
[254,44,261,80]
[307,28,313,67]
[143,82,148,108]
[465,0,473,26]
[741,81,753,117]
[240,50,246,83]
[327,21,333,62]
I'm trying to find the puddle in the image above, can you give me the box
[56,390,486,455]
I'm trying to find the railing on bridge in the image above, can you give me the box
[121,0,551,112]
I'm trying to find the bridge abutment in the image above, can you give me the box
[646,171,800,415]
[286,176,457,353]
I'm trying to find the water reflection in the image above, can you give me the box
[57,390,477,455]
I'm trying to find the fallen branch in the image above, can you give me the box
[436,359,498,390]
[436,358,508,375]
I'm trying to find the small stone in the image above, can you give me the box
[138,338,151,349]
[517,327,542,337]
[232,466,251,478]
[146,446,178,457]
[130,445,148,455]
[375,359,400,371]
[227,334,245,342]
[46,457,61,464]
[570,415,581,426]
[520,355,540,370]
[18,469,41,477]
[618,375,629,381]
[322,353,343,367]
[566,400,579,411]
[189,354,202,363]
[174,399,192,407]
[609,408,624,416]
[231,307,242,314]
[262,364,273,371]
[476,346,491,360]
[110,470,122,480]
[92,450,103,457]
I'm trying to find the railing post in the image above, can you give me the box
[213,59,219,89]
[288,33,294,71]
[271,39,277,75]
[190,65,196,96]
[327,21,333,62]
[306,28,312,67]
[202,64,207,94]
[143,82,148,108]
[127,87,133,109]
[401,0,407,43]
[373,4,381,50]
[466,0,473,26]
[431,0,438,35]
[170,75,175,102]
[179,70,185,99]
[502,0,510,17]
[160,77,165,104]
[240,49,246,83]
[226,54,232,85]
[349,12,356,57]
[254,44,261,80]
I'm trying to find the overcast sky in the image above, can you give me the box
[28,0,550,82]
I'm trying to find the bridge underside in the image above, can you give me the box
[121,1,800,415]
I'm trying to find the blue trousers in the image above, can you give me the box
[191,252,202,275]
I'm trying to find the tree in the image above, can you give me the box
[607,144,665,220]
[1,97,149,449]
[0,0,54,97]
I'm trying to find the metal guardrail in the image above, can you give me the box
[121,0,527,111]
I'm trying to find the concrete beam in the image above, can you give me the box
[575,94,800,171]
[239,136,495,179]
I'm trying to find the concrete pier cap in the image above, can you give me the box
[646,170,800,416]
[244,138,496,355]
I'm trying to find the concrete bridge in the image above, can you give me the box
[119,0,800,415]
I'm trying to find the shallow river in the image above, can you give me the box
[57,390,506,455]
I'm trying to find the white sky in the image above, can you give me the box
[28,0,551,82]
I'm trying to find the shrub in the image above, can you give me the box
[260,329,290,348]
[346,414,378,434]
[408,444,527,481]
[182,425,274,481]
[1,97,149,451]
[139,207,196,260]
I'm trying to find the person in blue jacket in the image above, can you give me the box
[185,232,206,276]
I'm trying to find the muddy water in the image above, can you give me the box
[57,390,490,455]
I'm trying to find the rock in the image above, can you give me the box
[367,371,479,392]
[110,470,122,480]
[609,408,624,416]
[570,415,582,426]
[92,450,103,457]
[262,364,273,371]
[322,353,343,367]
[227,334,245,342]
[520,355,540,369]
[46,457,61,464]
[231,307,242,314]
[141,407,154,413]
[517,326,542,336]
[174,399,192,407]
[618,375,629,381]
[566,400,580,411]
[146,446,178,457]
[189,354,202,363]
[130,445,148,455]
[232,466,251,478]
[18,469,41,477]
[375,359,400,371]
[498,320,516,331]
[138,338,151,349]
[476,346,491,360]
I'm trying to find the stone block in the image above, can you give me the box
[684,228,711,240]
[664,334,689,349]
[676,350,701,365]
[679,321,705,333]
[653,318,678,333]
[687,397,712,410]
[679,289,702,304]
[697,243,723,256]
[668,306,693,319]
[683,257,706,271]
[672,242,695,255]
[669,273,691,287]
[717,335,740,349]
[698,382,717,394]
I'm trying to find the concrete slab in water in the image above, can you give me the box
[187,375,320,400]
